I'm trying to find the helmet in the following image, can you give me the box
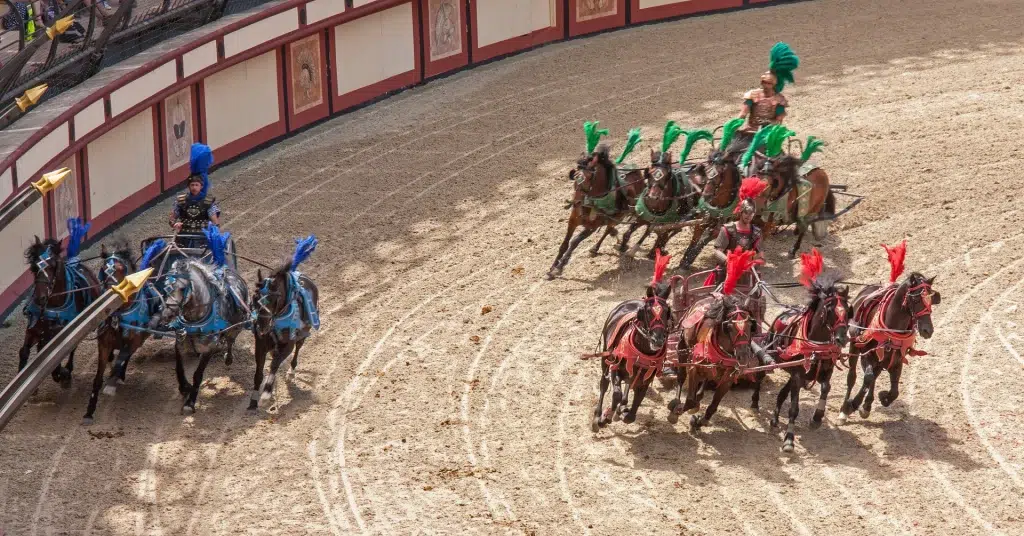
[739,197,757,216]
[760,71,777,86]
[187,173,204,186]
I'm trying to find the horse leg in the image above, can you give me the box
[249,336,269,412]
[288,338,305,379]
[224,333,237,367]
[782,374,802,453]
[751,371,765,410]
[771,374,793,428]
[681,370,701,415]
[588,225,614,256]
[841,355,877,421]
[593,362,612,432]
[691,376,732,432]
[622,380,651,424]
[810,363,834,429]
[58,348,75,389]
[105,334,140,395]
[615,373,630,421]
[183,351,215,415]
[175,343,192,396]
[860,362,882,419]
[548,216,579,278]
[555,228,596,273]
[625,226,653,257]
[18,330,36,371]
[260,343,293,405]
[878,359,903,407]
[836,353,860,425]
[680,222,715,270]
[667,364,687,424]
[84,341,114,425]
[618,222,644,254]
[789,222,807,259]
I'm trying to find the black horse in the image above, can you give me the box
[838,271,939,424]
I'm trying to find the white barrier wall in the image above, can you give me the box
[86,109,157,217]
[204,51,282,151]
[334,3,416,96]
[475,0,554,48]
[0,203,45,293]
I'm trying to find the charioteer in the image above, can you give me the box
[169,143,219,249]
[729,42,800,167]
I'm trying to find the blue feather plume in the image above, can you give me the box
[139,239,166,270]
[202,225,231,266]
[65,218,91,258]
[291,235,317,271]
[188,143,214,201]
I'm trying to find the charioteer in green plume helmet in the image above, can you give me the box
[730,42,800,156]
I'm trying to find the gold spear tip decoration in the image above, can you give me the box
[112,268,154,302]
[15,83,48,112]
[30,167,70,194]
[46,15,74,40]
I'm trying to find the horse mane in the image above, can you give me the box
[102,238,136,270]
[25,238,62,271]
[773,154,802,188]
[806,270,844,310]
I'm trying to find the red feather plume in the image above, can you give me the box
[723,247,763,295]
[734,177,770,214]
[652,249,671,285]
[882,240,907,283]
[799,248,824,288]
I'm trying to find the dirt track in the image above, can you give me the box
[2,0,1024,534]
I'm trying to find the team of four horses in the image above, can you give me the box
[19,218,322,423]
[559,119,939,451]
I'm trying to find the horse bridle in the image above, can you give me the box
[33,248,59,306]
[902,281,934,320]
[724,308,754,348]
[634,296,669,341]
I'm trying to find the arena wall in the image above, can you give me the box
[0,0,795,315]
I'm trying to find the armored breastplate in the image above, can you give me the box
[727,225,760,251]
[750,97,778,127]
[180,198,211,233]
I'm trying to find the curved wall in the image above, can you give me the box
[0,0,796,314]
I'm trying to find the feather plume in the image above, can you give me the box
[800,136,825,162]
[584,121,609,154]
[678,129,714,164]
[723,248,763,295]
[139,239,166,270]
[882,240,907,283]
[202,225,231,267]
[651,249,671,286]
[764,125,797,157]
[615,128,642,164]
[734,177,770,214]
[188,143,214,201]
[661,121,685,153]
[65,218,91,258]
[769,42,800,93]
[798,248,824,288]
[718,117,745,151]
[740,126,771,169]
[291,235,318,271]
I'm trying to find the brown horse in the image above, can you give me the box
[677,149,743,270]
[547,145,644,278]
[667,293,761,431]
[20,236,101,388]
[752,154,836,258]
[838,271,939,424]
[617,149,699,259]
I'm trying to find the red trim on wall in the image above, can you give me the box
[80,148,91,221]
[629,0,743,24]
[285,31,331,132]
[420,0,470,79]
[0,271,33,317]
[567,0,626,38]
[468,0,565,63]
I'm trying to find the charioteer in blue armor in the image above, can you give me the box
[169,143,219,249]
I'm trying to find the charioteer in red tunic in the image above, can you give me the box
[705,177,769,286]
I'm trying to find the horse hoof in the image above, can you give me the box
[225,357,233,367]
[102,385,117,396]
[879,391,893,407]
[667,399,679,412]
[770,418,779,429]
[750,401,760,411]
[809,418,823,430]
[623,414,636,425]
[59,375,72,390]
[247,406,259,415]
[782,442,795,453]
[287,369,296,380]
[836,412,849,426]
[588,248,599,257]
[667,411,679,424]
[859,408,871,419]
[81,417,94,426]
[591,419,601,433]
[260,391,273,403]
[181,405,195,416]
[689,415,702,432]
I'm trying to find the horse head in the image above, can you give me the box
[638,282,673,351]
[572,144,615,197]
[645,148,675,198]
[153,260,211,328]
[806,272,851,346]
[252,263,292,337]
[706,296,759,364]
[897,272,940,339]
[25,236,63,307]
[759,153,802,199]
[100,241,136,287]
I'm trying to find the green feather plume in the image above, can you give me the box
[615,128,642,165]
[661,120,685,153]
[800,136,825,162]
[717,117,745,151]
[584,121,609,154]
[740,126,771,169]
[769,42,800,93]
[678,129,714,164]
[764,125,797,157]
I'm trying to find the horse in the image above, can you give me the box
[837,272,940,424]
[589,280,672,431]
[667,292,761,431]
[151,257,250,414]
[547,145,644,278]
[83,241,164,424]
[20,236,100,388]
[677,147,743,270]
[756,272,850,451]
[617,149,699,259]
[249,253,320,412]
[752,154,836,258]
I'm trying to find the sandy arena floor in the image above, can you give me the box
[1,0,1023,534]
